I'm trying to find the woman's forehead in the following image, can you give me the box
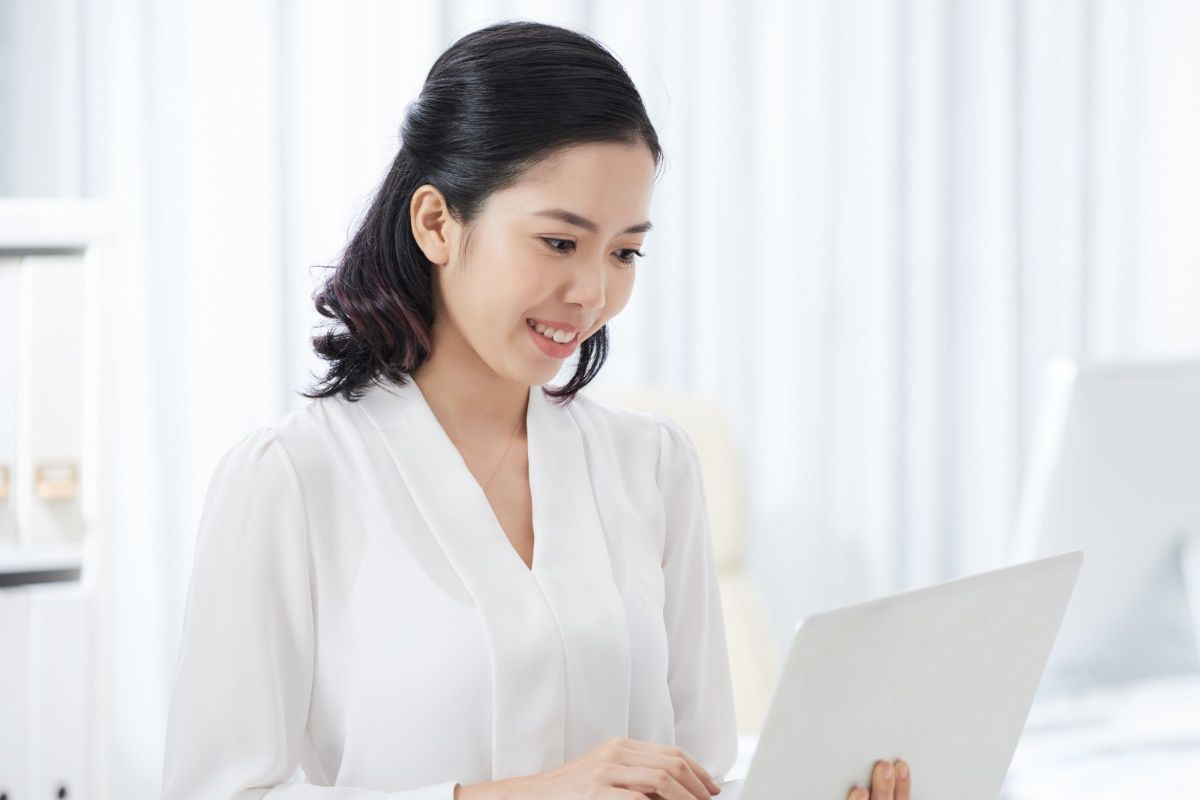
[490,144,656,227]
[522,140,656,182]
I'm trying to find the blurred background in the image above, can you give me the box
[2,0,1199,797]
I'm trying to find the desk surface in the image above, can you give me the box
[1002,671,1200,798]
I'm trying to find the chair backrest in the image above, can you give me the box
[585,386,747,570]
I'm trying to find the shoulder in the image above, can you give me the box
[212,394,355,488]
[205,424,299,504]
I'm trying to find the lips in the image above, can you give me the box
[527,318,582,358]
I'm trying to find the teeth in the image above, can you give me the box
[528,319,577,344]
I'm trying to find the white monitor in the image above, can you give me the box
[1013,358,1200,692]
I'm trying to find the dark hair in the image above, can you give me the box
[301,20,664,405]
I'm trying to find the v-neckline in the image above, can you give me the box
[350,374,634,779]
[411,377,539,575]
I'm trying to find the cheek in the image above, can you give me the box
[604,269,637,316]
[439,275,523,350]
[481,268,546,341]
[456,256,528,311]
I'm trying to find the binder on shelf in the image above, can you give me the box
[19,253,86,545]
[0,256,18,546]
[0,586,30,797]
[27,581,91,798]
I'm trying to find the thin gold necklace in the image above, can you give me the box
[482,413,524,493]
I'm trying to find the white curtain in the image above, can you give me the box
[56,0,1200,795]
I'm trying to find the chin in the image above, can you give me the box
[525,361,570,387]
[533,367,565,386]
[498,360,556,387]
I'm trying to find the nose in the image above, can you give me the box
[563,251,607,313]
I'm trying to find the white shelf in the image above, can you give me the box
[0,542,84,585]
[0,198,109,796]
[0,198,116,249]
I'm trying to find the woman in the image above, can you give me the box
[160,20,909,800]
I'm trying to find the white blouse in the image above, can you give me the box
[161,376,738,798]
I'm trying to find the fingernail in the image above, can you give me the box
[897,762,909,780]
[881,762,893,779]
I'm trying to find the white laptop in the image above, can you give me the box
[719,551,1083,800]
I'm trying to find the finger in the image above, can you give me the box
[620,750,714,800]
[627,741,721,794]
[893,760,911,800]
[846,786,869,800]
[870,760,895,800]
[609,765,705,800]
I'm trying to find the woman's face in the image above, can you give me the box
[413,140,657,387]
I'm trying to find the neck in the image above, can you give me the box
[409,327,530,444]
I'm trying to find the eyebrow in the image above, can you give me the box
[531,208,653,235]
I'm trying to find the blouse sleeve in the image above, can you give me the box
[653,414,740,783]
[161,428,460,800]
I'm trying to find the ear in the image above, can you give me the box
[410,184,460,266]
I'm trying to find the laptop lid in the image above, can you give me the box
[724,551,1082,800]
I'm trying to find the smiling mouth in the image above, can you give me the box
[527,318,581,344]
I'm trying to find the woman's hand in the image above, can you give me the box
[455,736,722,800]
[845,759,910,800]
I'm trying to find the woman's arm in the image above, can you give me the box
[160,428,459,800]
[653,414,740,784]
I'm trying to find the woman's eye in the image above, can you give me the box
[541,237,575,254]
[540,238,645,266]
[615,248,646,266]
